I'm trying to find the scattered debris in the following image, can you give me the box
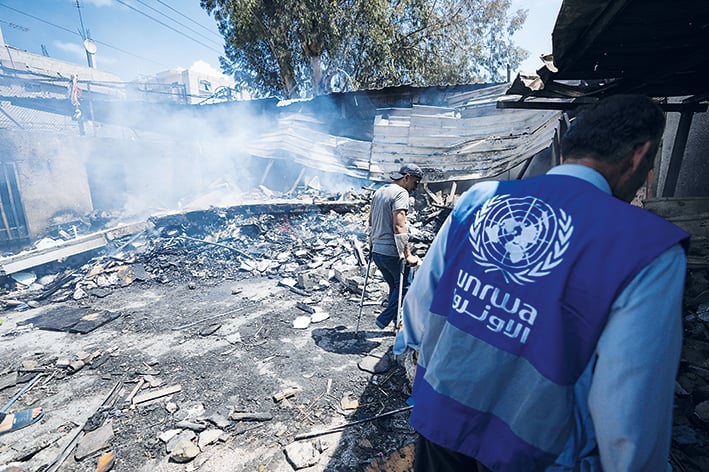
[1,192,705,471]
[273,388,298,403]
[229,411,273,422]
[358,351,393,374]
[95,451,115,472]
[292,316,311,329]
[340,392,359,411]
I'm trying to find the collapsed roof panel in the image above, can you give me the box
[246,114,372,180]
[369,107,559,182]
[508,0,709,100]
[248,84,560,183]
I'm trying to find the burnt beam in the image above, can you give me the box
[661,111,694,198]
[497,100,708,113]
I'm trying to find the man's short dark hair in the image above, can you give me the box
[560,94,665,164]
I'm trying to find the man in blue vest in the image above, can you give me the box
[394,94,689,471]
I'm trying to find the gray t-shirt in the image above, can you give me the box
[371,183,410,257]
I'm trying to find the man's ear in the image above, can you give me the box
[627,141,652,173]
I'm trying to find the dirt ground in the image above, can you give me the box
[0,261,418,472]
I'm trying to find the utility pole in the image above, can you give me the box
[75,0,97,135]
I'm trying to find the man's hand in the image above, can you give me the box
[406,254,420,266]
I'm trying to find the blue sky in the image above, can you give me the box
[513,0,564,73]
[0,0,563,82]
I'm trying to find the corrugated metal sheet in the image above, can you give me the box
[1,78,559,184]
[246,113,372,180]
[249,84,560,183]
[369,103,558,182]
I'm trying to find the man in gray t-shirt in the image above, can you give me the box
[368,163,423,329]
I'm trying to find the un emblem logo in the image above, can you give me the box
[469,194,573,285]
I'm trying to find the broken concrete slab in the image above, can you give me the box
[170,438,200,463]
[292,316,311,329]
[283,441,321,469]
[0,372,17,392]
[358,352,393,374]
[75,421,114,461]
[695,399,709,424]
[310,311,330,323]
[159,429,182,444]
[203,412,231,429]
[165,430,196,453]
[197,429,223,450]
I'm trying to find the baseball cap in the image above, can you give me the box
[390,163,423,180]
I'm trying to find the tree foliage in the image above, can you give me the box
[201,0,528,99]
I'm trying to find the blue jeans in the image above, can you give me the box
[372,253,411,328]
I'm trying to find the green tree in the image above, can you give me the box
[201,0,528,98]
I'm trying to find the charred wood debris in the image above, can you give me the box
[0,185,707,471]
[0,186,448,471]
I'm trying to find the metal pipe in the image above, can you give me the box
[0,373,43,413]
[355,257,373,333]
[395,259,406,335]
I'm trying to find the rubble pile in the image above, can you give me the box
[672,267,709,472]
[0,187,707,471]
[0,190,434,471]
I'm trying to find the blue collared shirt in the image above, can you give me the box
[396,164,685,471]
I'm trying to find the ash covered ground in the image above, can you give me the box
[0,192,441,472]
[0,189,707,472]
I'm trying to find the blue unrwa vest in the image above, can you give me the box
[411,174,688,471]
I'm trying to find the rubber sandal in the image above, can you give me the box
[0,409,44,435]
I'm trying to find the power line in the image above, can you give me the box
[90,39,171,71]
[155,0,223,40]
[75,0,87,40]
[0,3,77,37]
[0,3,171,71]
[113,0,222,55]
[0,2,225,76]
[134,0,223,49]
[0,18,29,32]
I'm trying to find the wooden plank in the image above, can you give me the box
[0,221,151,275]
[661,111,693,197]
[660,215,709,238]
[0,233,108,276]
[105,221,150,241]
[643,197,709,219]
[132,384,182,405]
